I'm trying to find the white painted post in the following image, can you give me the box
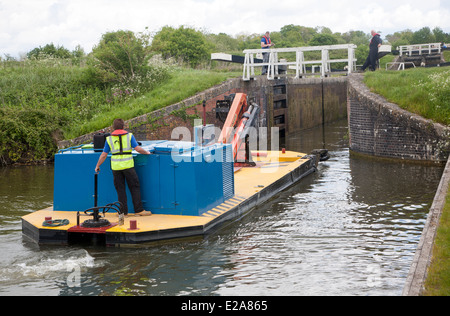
[295,50,304,78]
[274,52,279,78]
[250,54,255,77]
[347,46,354,74]
[295,50,300,78]
[268,51,275,80]
[243,53,250,81]
[321,49,329,77]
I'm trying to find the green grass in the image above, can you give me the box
[0,59,240,164]
[378,54,397,70]
[364,67,450,126]
[423,186,450,296]
[65,68,241,138]
[444,51,450,63]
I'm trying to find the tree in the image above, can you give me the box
[151,26,210,67]
[90,30,149,84]
[72,45,85,59]
[206,32,240,53]
[386,30,413,48]
[309,33,338,46]
[411,27,435,44]
[279,24,306,47]
[432,27,450,43]
[27,43,72,59]
[316,26,333,35]
[341,30,370,46]
[236,33,263,50]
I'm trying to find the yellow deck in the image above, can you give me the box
[22,150,314,244]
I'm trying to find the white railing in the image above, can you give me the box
[242,44,357,81]
[386,62,416,71]
[398,43,442,56]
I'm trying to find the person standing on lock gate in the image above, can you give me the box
[95,118,152,216]
[361,30,383,71]
[261,31,275,75]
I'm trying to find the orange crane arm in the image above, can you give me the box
[218,93,248,144]
[217,93,259,166]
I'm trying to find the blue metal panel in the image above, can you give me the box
[222,144,235,200]
[192,145,226,214]
[159,153,177,213]
[53,140,235,216]
[173,153,196,215]
[153,141,194,155]
[53,152,119,212]
[134,153,160,212]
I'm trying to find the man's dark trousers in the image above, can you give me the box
[362,48,379,71]
[112,168,144,215]
[362,32,382,71]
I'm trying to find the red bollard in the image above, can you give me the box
[129,220,138,230]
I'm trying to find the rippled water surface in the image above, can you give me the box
[0,120,444,296]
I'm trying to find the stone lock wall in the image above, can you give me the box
[348,74,450,163]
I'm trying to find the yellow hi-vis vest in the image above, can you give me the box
[106,132,134,170]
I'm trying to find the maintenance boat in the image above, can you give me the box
[22,93,326,246]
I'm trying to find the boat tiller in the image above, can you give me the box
[76,173,123,228]
[77,203,123,228]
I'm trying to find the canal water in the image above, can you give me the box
[0,119,444,296]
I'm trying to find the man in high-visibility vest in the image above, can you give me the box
[95,119,152,216]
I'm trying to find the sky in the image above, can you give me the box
[1,0,450,58]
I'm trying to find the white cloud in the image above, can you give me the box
[1,0,450,58]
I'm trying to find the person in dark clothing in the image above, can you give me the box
[361,30,383,71]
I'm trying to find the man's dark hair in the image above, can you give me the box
[113,119,125,130]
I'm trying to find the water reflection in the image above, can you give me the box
[0,165,54,217]
[207,145,442,295]
[0,120,444,296]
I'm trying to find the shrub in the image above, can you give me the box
[90,30,150,85]
[151,26,211,68]
[0,107,68,165]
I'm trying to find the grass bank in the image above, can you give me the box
[65,68,241,139]
[364,67,450,126]
[0,59,240,165]
[423,185,450,296]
